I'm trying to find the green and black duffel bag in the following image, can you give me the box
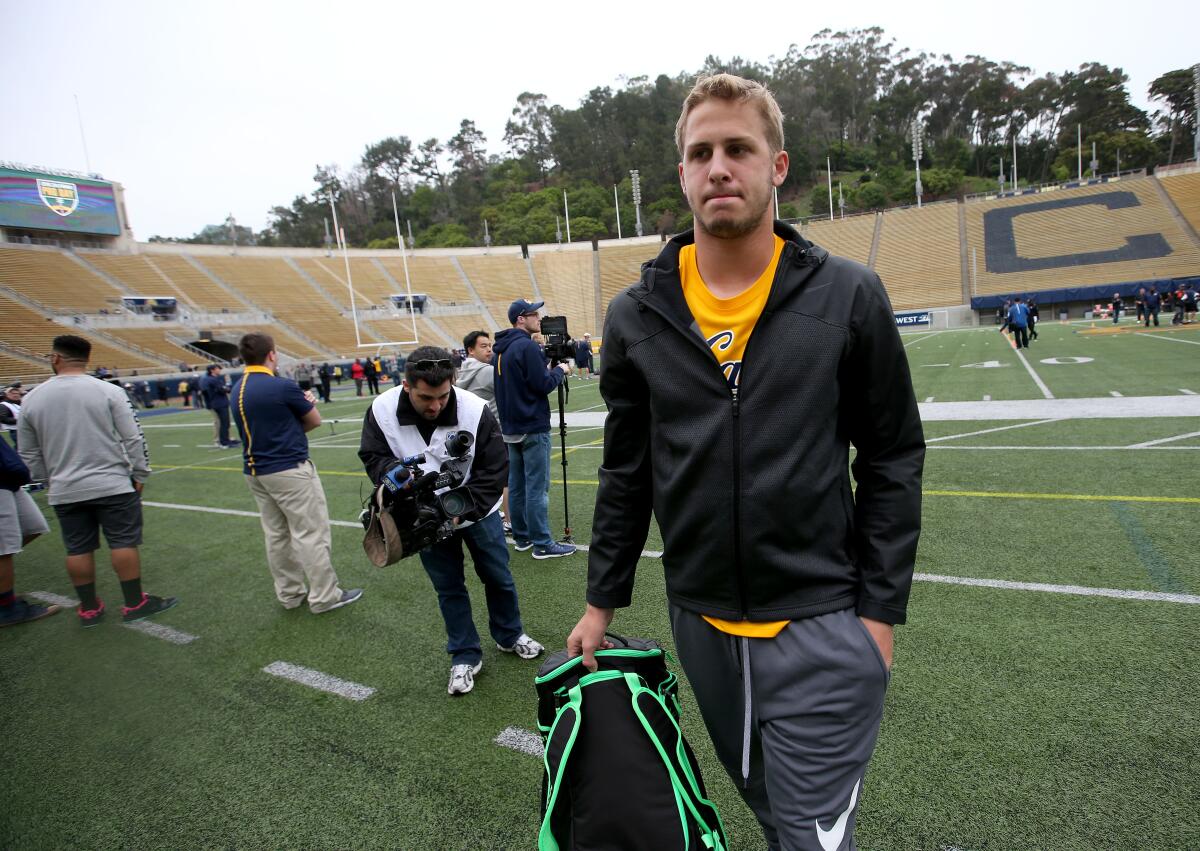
[534,634,727,850]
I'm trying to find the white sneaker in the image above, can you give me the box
[498,633,544,660]
[448,661,482,695]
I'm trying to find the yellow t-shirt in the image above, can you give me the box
[680,235,789,639]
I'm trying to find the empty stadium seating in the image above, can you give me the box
[142,254,247,311]
[872,204,963,309]
[4,169,1199,386]
[530,249,598,336]
[1158,171,1200,236]
[0,245,126,311]
[0,292,165,373]
[802,214,877,265]
[964,176,1200,296]
[598,243,659,312]
[192,256,369,355]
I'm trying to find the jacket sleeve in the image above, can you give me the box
[358,407,396,486]
[842,275,925,625]
[585,299,654,609]
[110,390,151,482]
[521,337,566,395]
[16,413,44,483]
[460,407,507,522]
[0,438,31,490]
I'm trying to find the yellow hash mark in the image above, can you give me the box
[925,489,1200,504]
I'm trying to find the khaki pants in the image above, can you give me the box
[244,461,342,612]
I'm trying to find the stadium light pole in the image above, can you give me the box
[838,182,845,220]
[563,190,572,242]
[1012,134,1018,191]
[826,157,833,221]
[613,185,622,239]
[1193,64,1200,162]
[555,216,563,247]
[998,157,1006,194]
[1090,142,1099,179]
[483,218,492,250]
[1077,125,1083,181]
[911,120,924,208]
[630,169,644,237]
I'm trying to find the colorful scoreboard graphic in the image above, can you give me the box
[0,167,121,235]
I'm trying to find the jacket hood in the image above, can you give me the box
[492,327,527,355]
[457,357,489,382]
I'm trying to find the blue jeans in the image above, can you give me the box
[507,432,552,547]
[418,512,524,666]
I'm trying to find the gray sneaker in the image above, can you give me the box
[533,542,576,560]
[448,661,482,695]
[318,588,363,613]
[497,633,544,660]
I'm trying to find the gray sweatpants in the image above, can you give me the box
[669,605,890,851]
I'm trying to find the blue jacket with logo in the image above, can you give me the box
[491,328,564,435]
[1007,303,1029,329]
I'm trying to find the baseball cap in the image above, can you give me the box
[508,299,545,324]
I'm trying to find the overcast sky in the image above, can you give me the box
[2,0,1193,239]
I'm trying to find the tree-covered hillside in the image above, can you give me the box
[157,28,1197,248]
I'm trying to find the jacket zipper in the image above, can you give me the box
[730,383,746,617]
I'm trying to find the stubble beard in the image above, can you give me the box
[692,178,774,240]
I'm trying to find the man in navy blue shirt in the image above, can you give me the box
[491,299,576,559]
[201,365,238,448]
[1144,286,1161,327]
[231,333,362,614]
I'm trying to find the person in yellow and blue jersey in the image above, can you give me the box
[230,333,362,614]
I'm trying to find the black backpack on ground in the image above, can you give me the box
[534,635,727,851]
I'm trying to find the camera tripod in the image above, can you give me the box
[554,369,573,543]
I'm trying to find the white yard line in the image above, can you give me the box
[27,592,199,643]
[1012,347,1054,399]
[494,726,543,757]
[1126,430,1200,448]
[1179,389,1197,395]
[913,573,1200,605]
[1109,391,1123,397]
[925,419,1061,443]
[262,661,376,701]
[124,620,199,645]
[1134,332,1200,346]
[903,330,946,348]
[28,591,77,607]
[143,500,361,528]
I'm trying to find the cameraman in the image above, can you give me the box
[358,346,544,695]
[491,300,576,560]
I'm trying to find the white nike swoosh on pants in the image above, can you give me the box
[815,779,860,851]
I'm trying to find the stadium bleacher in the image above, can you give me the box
[964,176,1200,296]
[1158,170,1200,236]
[872,204,963,309]
[530,249,598,335]
[3,170,1199,386]
[0,291,165,373]
[802,213,877,265]
[0,245,127,312]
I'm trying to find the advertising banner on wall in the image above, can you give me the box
[894,310,932,327]
[0,167,121,235]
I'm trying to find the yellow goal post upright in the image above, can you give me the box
[327,193,421,351]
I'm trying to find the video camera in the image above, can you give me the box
[540,315,575,363]
[376,430,475,556]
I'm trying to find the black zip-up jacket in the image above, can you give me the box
[358,389,508,523]
[587,223,925,625]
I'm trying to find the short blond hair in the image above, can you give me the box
[675,73,785,156]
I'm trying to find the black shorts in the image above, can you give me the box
[52,491,144,555]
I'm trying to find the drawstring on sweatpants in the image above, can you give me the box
[740,635,752,789]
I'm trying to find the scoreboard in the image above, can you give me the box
[0,166,122,235]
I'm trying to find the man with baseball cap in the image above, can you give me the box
[490,299,576,559]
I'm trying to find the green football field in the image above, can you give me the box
[3,320,1199,850]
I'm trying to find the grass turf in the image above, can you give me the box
[2,328,1199,849]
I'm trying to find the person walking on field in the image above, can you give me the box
[1007,297,1030,348]
[1111,292,1123,324]
[351,359,365,396]
[568,74,923,851]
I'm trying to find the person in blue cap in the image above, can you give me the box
[490,299,576,560]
